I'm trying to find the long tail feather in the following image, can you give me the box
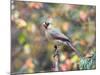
[66,41,82,57]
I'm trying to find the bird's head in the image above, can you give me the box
[42,22,50,29]
[42,16,53,29]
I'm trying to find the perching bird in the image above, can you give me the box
[41,16,82,57]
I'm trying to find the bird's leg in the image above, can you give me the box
[53,45,60,71]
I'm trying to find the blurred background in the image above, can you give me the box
[11,1,96,73]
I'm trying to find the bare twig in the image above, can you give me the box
[53,45,60,71]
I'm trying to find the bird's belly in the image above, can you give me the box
[54,40,65,45]
[45,31,66,45]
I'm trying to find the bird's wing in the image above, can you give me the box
[48,28,70,42]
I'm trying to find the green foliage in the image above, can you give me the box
[79,51,96,70]
[18,33,26,44]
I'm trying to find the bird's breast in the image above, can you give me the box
[45,30,64,45]
[45,31,53,40]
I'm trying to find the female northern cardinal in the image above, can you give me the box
[42,16,82,57]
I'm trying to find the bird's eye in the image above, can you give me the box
[45,22,50,26]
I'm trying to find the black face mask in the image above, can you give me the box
[45,22,50,26]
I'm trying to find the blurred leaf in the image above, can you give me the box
[71,55,80,63]
[16,19,27,28]
[24,43,31,54]
[18,33,26,44]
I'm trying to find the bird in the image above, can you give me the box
[41,16,82,57]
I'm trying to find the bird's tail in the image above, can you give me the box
[66,41,82,57]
